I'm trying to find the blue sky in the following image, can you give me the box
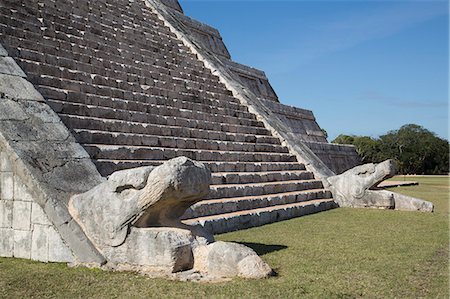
[179,0,449,141]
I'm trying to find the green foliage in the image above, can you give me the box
[332,124,449,174]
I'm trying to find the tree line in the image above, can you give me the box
[332,124,449,175]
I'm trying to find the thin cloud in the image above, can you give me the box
[267,2,448,72]
[356,90,448,108]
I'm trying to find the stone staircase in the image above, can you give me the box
[0,0,336,234]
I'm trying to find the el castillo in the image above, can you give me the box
[0,0,448,297]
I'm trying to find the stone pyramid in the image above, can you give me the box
[0,0,360,264]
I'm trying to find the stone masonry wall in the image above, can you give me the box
[260,99,361,173]
[303,142,361,174]
[0,150,74,263]
[260,98,328,143]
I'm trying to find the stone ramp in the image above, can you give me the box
[0,0,336,236]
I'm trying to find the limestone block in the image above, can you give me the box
[12,201,31,231]
[13,230,32,259]
[14,175,33,202]
[325,160,433,212]
[0,57,26,77]
[0,98,29,121]
[0,228,13,257]
[0,151,12,171]
[20,100,61,124]
[31,202,51,225]
[103,227,195,273]
[0,200,13,228]
[205,241,272,279]
[386,190,433,212]
[31,224,49,262]
[0,228,14,257]
[69,157,211,248]
[48,226,74,263]
[0,44,7,56]
[0,74,44,101]
[0,172,14,200]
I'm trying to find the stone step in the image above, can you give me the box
[21,62,245,111]
[73,130,289,154]
[183,199,338,234]
[48,100,270,136]
[93,159,307,176]
[59,114,281,145]
[182,189,332,219]
[3,11,232,98]
[208,179,324,200]
[83,144,298,164]
[211,170,313,185]
[38,85,259,122]
[40,89,263,128]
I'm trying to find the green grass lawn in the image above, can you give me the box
[1,176,448,298]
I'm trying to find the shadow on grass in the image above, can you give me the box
[237,242,287,256]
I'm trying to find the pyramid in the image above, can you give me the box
[0,0,360,264]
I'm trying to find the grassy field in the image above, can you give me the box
[1,176,448,298]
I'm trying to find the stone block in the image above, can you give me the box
[0,44,7,57]
[0,172,14,200]
[0,228,13,257]
[0,57,26,77]
[0,200,13,228]
[0,74,44,101]
[14,175,33,202]
[0,151,13,172]
[104,228,195,273]
[13,230,32,259]
[31,224,49,262]
[31,202,51,225]
[48,226,74,263]
[12,201,31,231]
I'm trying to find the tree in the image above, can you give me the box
[332,124,449,174]
[379,124,449,174]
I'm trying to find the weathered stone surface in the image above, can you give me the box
[48,226,74,263]
[205,241,272,279]
[388,191,434,212]
[0,98,29,121]
[0,200,13,228]
[0,63,105,264]
[13,230,32,259]
[104,227,196,273]
[326,159,396,208]
[0,57,26,77]
[0,44,7,57]
[0,228,13,257]
[69,158,273,279]
[31,224,49,262]
[14,175,33,202]
[0,151,12,171]
[31,202,51,225]
[12,201,31,231]
[0,74,44,101]
[325,160,433,212]
[69,156,211,248]
[0,172,14,200]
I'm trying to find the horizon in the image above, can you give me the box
[179,0,449,141]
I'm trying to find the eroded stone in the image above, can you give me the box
[69,157,273,280]
[325,159,433,212]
